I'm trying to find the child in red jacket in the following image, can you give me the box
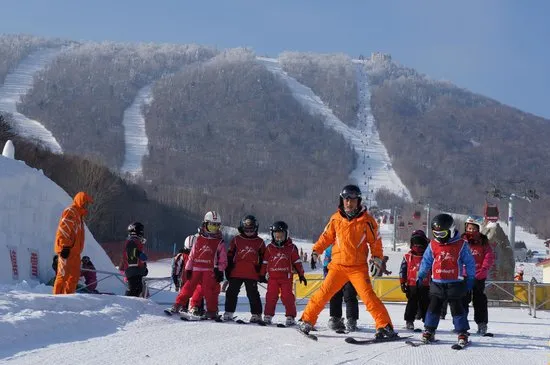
[223,215,266,323]
[260,221,307,326]
[399,230,430,330]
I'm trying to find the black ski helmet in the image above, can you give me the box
[238,214,259,234]
[128,221,145,237]
[431,214,455,243]
[270,221,288,246]
[410,229,429,248]
[339,184,362,207]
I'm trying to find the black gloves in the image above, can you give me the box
[60,247,71,259]
[214,268,224,283]
[259,275,267,283]
[400,282,408,293]
[416,277,423,288]
[186,270,193,280]
[299,275,307,286]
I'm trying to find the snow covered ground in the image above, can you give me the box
[121,84,154,175]
[0,48,63,153]
[257,57,412,206]
[1,256,548,365]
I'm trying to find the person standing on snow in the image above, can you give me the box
[323,244,359,332]
[298,185,397,339]
[223,215,265,323]
[461,215,495,335]
[261,221,306,326]
[167,211,227,319]
[399,230,430,330]
[417,213,476,346]
[53,191,94,295]
[80,256,98,293]
[121,222,149,297]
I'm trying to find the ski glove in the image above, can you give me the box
[258,275,267,283]
[214,268,224,283]
[186,270,193,280]
[299,275,307,286]
[466,277,475,291]
[311,251,319,262]
[369,257,383,277]
[416,276,424,288]
[60,247,71,259]
[400,283,408,293]
[139,252,148,261]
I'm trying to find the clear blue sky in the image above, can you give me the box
[2,0,549,118]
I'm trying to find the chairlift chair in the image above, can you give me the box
[398,221,405,229]
[484,201,500,223]
[413,210,421,220]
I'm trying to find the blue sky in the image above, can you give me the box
[1,0,549,118]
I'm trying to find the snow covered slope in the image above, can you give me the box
[0,48,63,153]
[121,84,153,175]
[257,57,411,206]
[1,258,548,364]
[0,154,125,294]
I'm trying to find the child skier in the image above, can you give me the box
[167,211,227,319]
[417,214,476,346]
[223,215,265,323]
[399,230,430,330]
[462,215,495,335]
[260,221,307,326]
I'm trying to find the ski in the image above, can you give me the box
[402,327,422,333]
[405,339,439,347]
[296,328,318,341]
[180,312,203,321]
[482,332,494,337]
[451,340,471,350]
[261,321,286,328]
[345,335,412,345]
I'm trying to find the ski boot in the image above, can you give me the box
[327,317,345,331]
[346,318,358,332]
[297,320,314,335]
[223,312,235,321]
[477,322,488,335]
[189,307,201,316]
[457,332,469,346]
[263,315,273,325]
[375,324,397,339]
[285,316,296,326]
[250,314,262,323]
[421,328,436,344]
[405,321,415,330]
[166,304,182,315]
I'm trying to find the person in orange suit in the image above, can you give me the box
[53,191,93,294]
[298,185,396,339]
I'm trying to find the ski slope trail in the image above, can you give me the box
[0,48,63,153]
[121,84,153,175]
[257,57,411,205]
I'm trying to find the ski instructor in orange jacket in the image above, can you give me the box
[53,191,94,294]
[298,185,396,339]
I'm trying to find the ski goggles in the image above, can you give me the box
[341,192,360,200]
[206,223,221,232]
[432,230,449,240]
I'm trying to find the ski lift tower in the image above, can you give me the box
[488,186,539,247]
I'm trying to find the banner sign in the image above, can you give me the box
[8,246,18,280]
[30,250,39,279]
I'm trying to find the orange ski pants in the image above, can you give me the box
[301,263,392,328]
[53,254,81,294]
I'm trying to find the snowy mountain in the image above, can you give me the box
[0,48,63,153]
[258,57,412,206]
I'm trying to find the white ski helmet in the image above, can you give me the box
[203,211,222,224]
[464,215,484,231]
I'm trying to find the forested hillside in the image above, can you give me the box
[279,52,358,126]
[18,42,216,169]
[0,34,67,84]
[142,48,355,238]
[365,56,550,237]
